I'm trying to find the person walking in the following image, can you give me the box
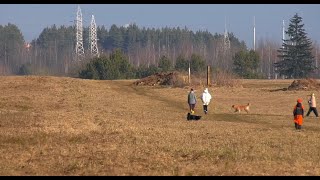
[293,98,304,130]
[306,93,319,117]
[201,88,212,114]
[188,88,197,114]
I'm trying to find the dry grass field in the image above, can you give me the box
[1,76,320,175]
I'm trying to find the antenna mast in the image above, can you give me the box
[253,16,256,51]
[277,20,286,79]
[90,15,99,57]
[75,5,85,60]
[224,16,231,52]
[282,20,285,48]
[316,46,318,69]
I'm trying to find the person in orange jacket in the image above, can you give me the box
[293,98,304,130]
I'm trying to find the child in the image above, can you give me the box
[293,98,304,130]
[306,93,319,117]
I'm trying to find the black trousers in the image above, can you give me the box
[307,107,319,117]
[295,123,302,130]
[203,105,208,112]
[189,104,195,112]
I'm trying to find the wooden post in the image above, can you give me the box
[207,65,210,86]
[188,62,191,85]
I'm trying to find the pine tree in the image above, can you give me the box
[275,13,315,78]
[233,50,260,78]
[158,55,172,72]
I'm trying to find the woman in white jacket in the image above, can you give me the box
[201,88,212,114]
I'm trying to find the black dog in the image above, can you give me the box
[187,113,201,121]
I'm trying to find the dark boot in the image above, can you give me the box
[314,108,319,117]
[295,123,298,130]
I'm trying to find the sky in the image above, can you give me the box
[0,4,319,49]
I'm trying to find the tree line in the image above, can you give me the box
[78,49,209,80]
[0,13,319,79]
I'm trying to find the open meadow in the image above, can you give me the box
[1,76,320,175]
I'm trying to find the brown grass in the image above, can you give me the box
[1,76,320,175]
[212,70,242,88]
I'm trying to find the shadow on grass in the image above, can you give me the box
[202,112,289,128]
[204,113,320,132]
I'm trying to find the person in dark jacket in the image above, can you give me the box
[188,88,197,114]
[293,98,304,130]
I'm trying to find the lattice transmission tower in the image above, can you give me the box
[89,15,99,57]
[75,5,85,60]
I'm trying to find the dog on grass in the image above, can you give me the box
[187,113,201,120]
[232,103,250,113]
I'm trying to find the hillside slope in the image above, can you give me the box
[0,76,320,175]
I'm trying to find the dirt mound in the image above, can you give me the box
[287,78,320,91]
[133,72,187,87]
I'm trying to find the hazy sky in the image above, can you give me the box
[0,4,319,49]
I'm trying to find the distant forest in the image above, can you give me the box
[0,23,319,78]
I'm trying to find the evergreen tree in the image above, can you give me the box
[0,23,25,74]
[135,64,160,78]
[78,49,134,80]
[158,55,172,72]
[175,55,189,72]
[108,25,124,50]
[190,54,206,73]
[275,13,315,78]
[233,50,260,78]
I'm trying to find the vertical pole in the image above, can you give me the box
[316,47,318,68]
[253,16,256,51]
[55,39,58,65]
[158,39,160,60]
[282,20,285,47]
[173,46,175,63]
[191,44,193,55]
[268,46,271,79]
[35,41,37,71]
[207,65,210,86]
[188,62,191,85]
[153,43,155,65]
[4,43,7,74]
[316,47,318,76]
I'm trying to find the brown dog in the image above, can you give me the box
[232,103,250,113]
